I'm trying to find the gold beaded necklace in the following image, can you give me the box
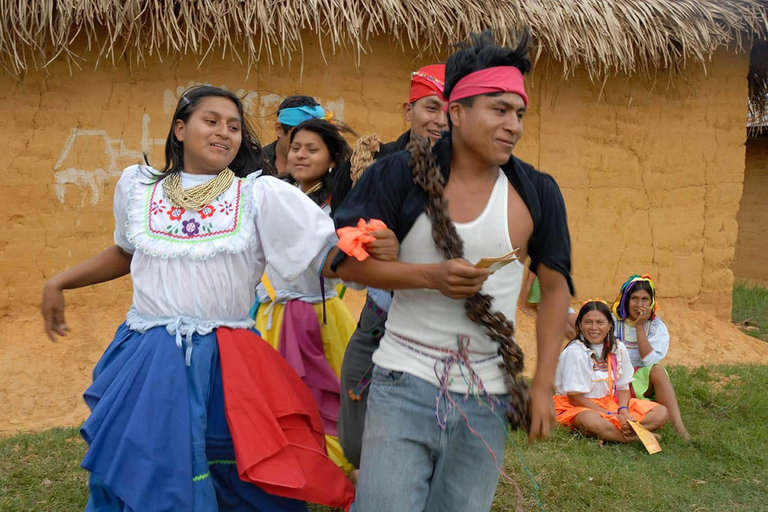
[298,181,323,196]
[163,168,235,210]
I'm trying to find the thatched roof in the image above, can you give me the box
[3,1,768,110]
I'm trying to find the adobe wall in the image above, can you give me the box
[528,50,748,319]
[0,38,748,324]
[733,135,768,284]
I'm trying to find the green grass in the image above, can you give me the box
[0,428,88,511]
[495,365,768,512]
[2,366,766,512]
[732,281,768,342]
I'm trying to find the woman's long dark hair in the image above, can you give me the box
[146,85,263,180]
[289,118,354,207]
[573,301,616,361]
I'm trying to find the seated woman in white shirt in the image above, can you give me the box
[612,274,690,438]
[554,300,669,443]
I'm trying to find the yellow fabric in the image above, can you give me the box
[262,274,276,301]
[254,296,355,471]
[326,434,355,475]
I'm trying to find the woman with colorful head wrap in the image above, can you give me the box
[612,275,690,438]
[553,300,668,442]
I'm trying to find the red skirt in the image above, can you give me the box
[217,327,355,510]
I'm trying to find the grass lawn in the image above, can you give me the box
[1,365,766,512]
[732,281,768,342]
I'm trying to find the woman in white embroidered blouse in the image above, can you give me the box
[39,86,381,512]
[553,300,668,443]
[612,274,690,438]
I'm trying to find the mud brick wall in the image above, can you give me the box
[0,39,748,323]
[733,135,768,285]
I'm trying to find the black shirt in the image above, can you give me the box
[332,134,574,294]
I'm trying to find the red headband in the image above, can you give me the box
[409,64,446,104]
[448,66,528,106]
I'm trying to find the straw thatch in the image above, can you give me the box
[748,40,768,131]
[2,1,767,92]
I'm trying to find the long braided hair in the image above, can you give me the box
[408,135,530,431]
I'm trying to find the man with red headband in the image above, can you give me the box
[333,30,572,511]
[331,64,447,473]
[331,64,447,211]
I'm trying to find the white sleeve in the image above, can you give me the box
[113,166,137,254]
[642,318,669,366]
[616,342,634,391]
[252,176,338,282]
[555,343,593,395]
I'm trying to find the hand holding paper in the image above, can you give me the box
[475,248,519,273]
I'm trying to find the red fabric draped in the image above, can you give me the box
[216,328,355,511]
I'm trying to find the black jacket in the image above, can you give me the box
[332,133,574,294]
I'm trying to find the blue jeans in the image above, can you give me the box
[351,365,509,512]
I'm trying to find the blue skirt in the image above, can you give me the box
[81,323,308,512]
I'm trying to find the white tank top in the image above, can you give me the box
[374,168,524,394]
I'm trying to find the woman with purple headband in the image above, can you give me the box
[612,274,690,438]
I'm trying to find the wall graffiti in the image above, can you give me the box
[53,83,345,206]
[53,114,164,206]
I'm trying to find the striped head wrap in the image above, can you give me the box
[611,274,657,320]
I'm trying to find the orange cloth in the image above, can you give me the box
[553,394,660,430]
[216,328,355,511]
[336,218,387,261]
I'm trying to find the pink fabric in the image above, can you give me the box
[279,299,341,436]
[448,66,528,106]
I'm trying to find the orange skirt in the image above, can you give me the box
[553,394,660,430]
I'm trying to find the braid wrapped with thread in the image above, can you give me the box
[350,134,383,185]
[408,135,531,431]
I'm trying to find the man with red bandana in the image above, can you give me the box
[333,31,573,511]
[332,64,447,474]
[331,64,447,211]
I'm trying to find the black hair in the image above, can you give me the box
[573,301,616,362]
[288,118,354,207]
[148,85,262,180]
[443,29,532,127]
[278,95,321,133]
[620,280,654,319]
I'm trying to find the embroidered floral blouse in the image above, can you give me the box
[614,317,669,368]
[113,165,337,322]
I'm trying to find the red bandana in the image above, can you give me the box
[409,64,446,103]
[448,66,528,106]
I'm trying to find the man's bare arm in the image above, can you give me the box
[528,263,570,441]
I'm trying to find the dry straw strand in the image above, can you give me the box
[1,0,767,113]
